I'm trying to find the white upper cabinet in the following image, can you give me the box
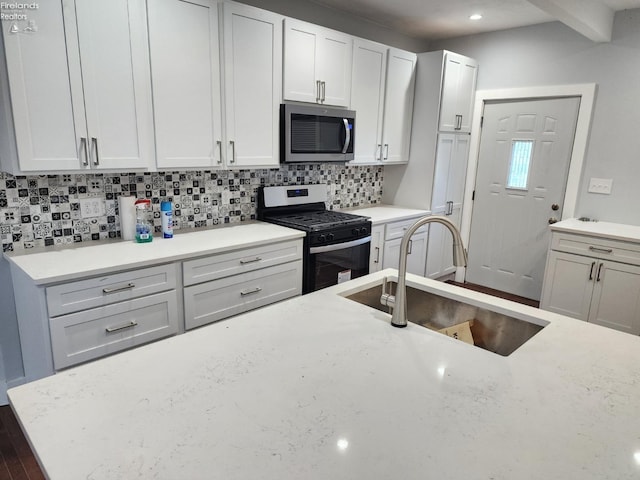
[0,0,154,173]
[148,0,223,169]
[283,19,352,107]
[149,0,282,170]
[222,2,282,168]
[438,52,478,133]
[381,48,417,164]
[349,40,416,165]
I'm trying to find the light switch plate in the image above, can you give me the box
[587,178,613,195]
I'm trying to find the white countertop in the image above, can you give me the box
[3,222,305,285]
[551,218,640,243]
[341,204,431,224]
[9,269,640,479]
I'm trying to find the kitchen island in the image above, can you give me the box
[8,269,640,479]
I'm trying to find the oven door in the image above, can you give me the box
[305,236,371,293]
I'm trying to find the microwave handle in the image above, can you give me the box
[342,118,351,154]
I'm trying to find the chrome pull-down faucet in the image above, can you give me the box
[380,215,468,328]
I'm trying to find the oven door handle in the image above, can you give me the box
[309,236,371,254]
[341,118,351,154]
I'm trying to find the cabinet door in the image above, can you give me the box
[589,261,640,335]
[539,251,595,321]
[148,0,222,169]
[383,233,427,277]
[1,2,85,171]
[223,3,282,168]
[283,19,352,107]
[73,0,154,170]
[283,19,320,104]
[349,39,386,164]
[438,52,478,133]
[381,48,416,164]
[369,225,385,273]
[316,29,352,107]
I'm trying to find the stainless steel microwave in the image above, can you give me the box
[281,103,355,163]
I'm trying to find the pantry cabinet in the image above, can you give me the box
[0,0,154,173]
[425,134,470,279]
[149,0,282,169]
[349,39,416,165]
[540,227,640,335]
[438,52,478,133]
[283,18,352,107]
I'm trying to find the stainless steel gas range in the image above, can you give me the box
[257,184,371,294]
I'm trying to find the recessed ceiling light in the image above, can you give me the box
[469,14,483,20]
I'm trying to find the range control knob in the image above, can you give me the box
[359,226,368,235]
[352,228,361,235]
[317,234,326,243]
[327,233,335,241]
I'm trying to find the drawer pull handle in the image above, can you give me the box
[105,321,138,333]
[240,287,262,297]
[102,283,135,294]
[374,246,380,264]
[589,246,613,254]
[240,257,262,265]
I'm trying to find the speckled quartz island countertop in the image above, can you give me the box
[551,218,640,243]
[341,204,431,224]
[9,269,640,479]
[3,222,305,285]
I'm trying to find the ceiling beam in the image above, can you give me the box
[527,0,614,42]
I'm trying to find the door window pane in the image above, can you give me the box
[507,140,533,189]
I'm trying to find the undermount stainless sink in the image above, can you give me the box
[344,281,546,356]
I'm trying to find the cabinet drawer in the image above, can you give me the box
[183,239,302,286]
[385,217,428,241]
[184,260,302,330]
[551,232,640,266]
[46,264,178,317]
[50,290,179,370]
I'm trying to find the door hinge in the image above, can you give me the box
[480,116,484,128]
[472,190,475,201]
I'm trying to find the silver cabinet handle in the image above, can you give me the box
[316,80,321,102]
[383,144,389,160]
[240,287,262,297]
[321,81,326,102]
[342,118,351,154]
[80,137,89,166]
[91,137,99,165]
[229,140,236,164]
[407,239,413,255]
[374,246,380,264]
[105,320,138,333]
[589,246,613,254]
[102,282,135,294]
[376,144,382,161]
[596,262,604,282]
[240,256,262,265]
[216,140,223,165]
[455,114,463,130]
[589,261,596,280]
[445,201,454,216]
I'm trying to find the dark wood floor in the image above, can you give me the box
[0,282,536,480]
[0,405,45,480]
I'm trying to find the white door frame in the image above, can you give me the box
[456,83,597,283]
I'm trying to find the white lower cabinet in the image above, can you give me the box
[184,261,302,330]
[381,218,428,276]
[541,230,640,335]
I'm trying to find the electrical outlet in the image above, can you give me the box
[587,178,613,195]
[80,198,106,218]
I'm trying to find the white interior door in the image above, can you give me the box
[466,97,580,300]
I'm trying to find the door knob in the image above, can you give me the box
[548,217,558,224]
[551,204,559,211]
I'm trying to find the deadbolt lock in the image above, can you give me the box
[551,204,559,211]
[548,217,558,224]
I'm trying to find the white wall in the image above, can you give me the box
[431,9,640,225]
[236,0,430,52]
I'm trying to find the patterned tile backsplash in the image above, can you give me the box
[0,164,383,252]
